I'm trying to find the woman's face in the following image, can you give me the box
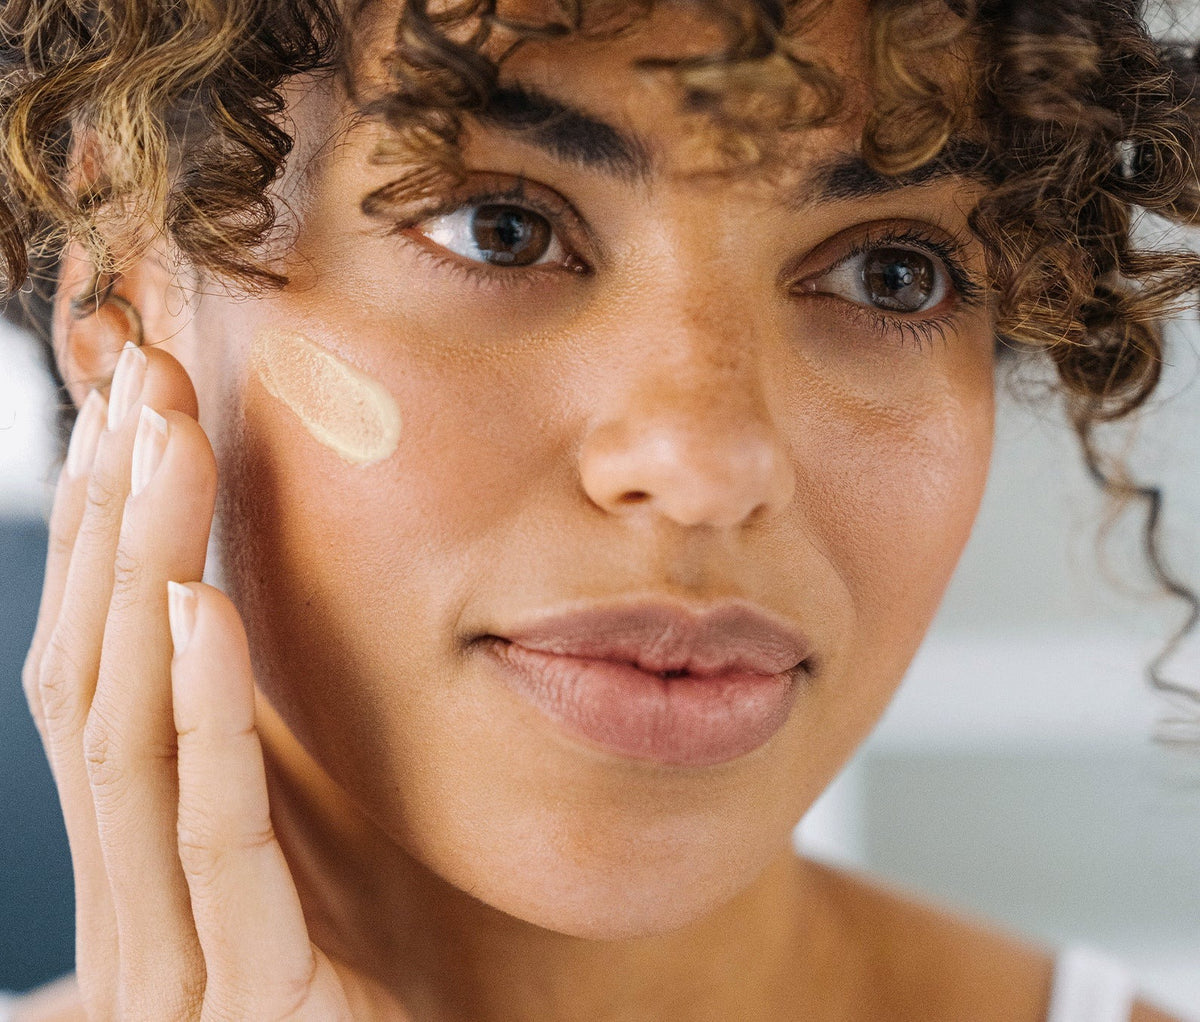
[181,0,994,939]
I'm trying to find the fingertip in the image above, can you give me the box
[136,409,218,526]
[168,582,242,662]
[65,388,109,481]
[167,580,199,656]
[140,346,200,422]
[169,582,256,736]
[160,407,219,487]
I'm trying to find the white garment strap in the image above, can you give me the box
[0,990,17,1022]
[1046,946,1135,1022]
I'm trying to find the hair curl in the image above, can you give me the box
[1,0,1199,708]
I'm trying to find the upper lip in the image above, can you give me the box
[492,598,814,677]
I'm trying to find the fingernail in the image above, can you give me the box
[167,581,198,654]
[106,341,147,431]
[65,388,109,479]
[130,405,169,497]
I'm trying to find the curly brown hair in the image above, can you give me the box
[1,0,1198,703]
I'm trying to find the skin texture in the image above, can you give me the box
[14,0,1186,1019]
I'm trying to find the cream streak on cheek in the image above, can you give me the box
[250,329,402,465]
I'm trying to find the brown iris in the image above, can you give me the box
[862,248,936,312]
[471,205,553,266]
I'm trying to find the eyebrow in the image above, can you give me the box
[807,136,996,205]
[473,84,993,202]
[476,84,653,182]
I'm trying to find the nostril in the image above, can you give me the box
[621,491,650,504]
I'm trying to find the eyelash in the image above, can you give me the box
[387,184,986,348]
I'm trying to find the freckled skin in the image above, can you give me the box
[149,3,1066,1020]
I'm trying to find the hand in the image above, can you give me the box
[21,343,396,1020]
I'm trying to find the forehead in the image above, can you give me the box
[344,0,971,183]
[491,5,866,177]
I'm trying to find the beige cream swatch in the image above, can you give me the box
[251,329,402,465]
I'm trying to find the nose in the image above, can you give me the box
[578,333,796,530]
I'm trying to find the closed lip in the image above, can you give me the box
[488,598,814,678]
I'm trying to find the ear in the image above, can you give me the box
[52,238,200,410]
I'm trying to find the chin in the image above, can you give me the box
[424,809,788,941]
[481,869,750,941]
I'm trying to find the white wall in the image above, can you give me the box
[0,320,57,519]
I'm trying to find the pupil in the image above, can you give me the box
[863,248,935,312]
[883,263,915,290]
[472,205,551,266]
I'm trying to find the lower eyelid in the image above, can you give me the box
[838,300,959,351]
[793,286,962,343]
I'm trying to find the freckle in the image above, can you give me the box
[250,329,402,465]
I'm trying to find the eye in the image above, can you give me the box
[417,203,568,268]
[806,245,950,314]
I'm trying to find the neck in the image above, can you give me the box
[254,689,831,1022]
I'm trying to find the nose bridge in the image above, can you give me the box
[630,295,769,426]
[578,274,796,530]
[621,215,767,389]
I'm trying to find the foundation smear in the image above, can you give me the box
[251,329,402,465]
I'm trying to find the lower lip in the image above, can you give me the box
[483,639,801,767]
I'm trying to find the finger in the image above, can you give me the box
[37,344,200,754]
[170,583,352,1021]
[85,406,217,1018]
[22,387,108,750]
[36,342,201,1015]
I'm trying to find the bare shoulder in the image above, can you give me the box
[8,974,87,1022]
[795,857,1183,1022]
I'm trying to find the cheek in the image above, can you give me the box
[756,371,994,827]
[239,324,556,560]
[795,373,994,728]
[781,327,996,640]
[221,326,562,763]
[827,405,992,616]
